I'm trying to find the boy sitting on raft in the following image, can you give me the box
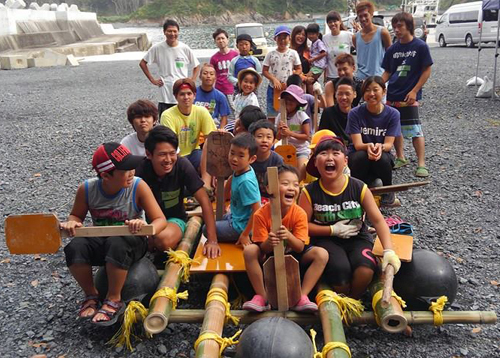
[204,133,261,245]
[61,143,166,325]
[135,126,220,258]
[299,136,401,299]
[243,165,328,312]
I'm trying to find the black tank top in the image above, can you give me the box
[303,175,372,241]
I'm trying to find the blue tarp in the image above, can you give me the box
[482,0,500,11]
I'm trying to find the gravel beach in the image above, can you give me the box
[1,45,499,358]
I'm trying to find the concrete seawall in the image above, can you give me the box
[0,2,150,69]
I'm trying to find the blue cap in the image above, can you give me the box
[274,25,291,38]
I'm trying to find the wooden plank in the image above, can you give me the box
[276,97,297,167]
[190,236,245,273]
[267,167,289,311]
[370,181,430,195]
[372,234,413,262]
[313,93,319,133]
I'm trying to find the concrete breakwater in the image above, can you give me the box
[0,0,150,69]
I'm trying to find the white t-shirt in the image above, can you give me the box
[121,132,145,157]
[143,41,200,104]
[233,92,259,120]
[275,110,311,156]
[323,31,353,79]
[262,49,301,86]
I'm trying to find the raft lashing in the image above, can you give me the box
[107,216,497,357]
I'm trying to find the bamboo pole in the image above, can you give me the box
[195,274,230,358]
[165,309,497,326]
[144,216,203,335]
[369,273,407,334]
[316,284,350,358]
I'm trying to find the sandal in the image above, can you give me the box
[393,158,409,169]
[415,166,429,178]
[92,299,125,327]
[78,295,99,320]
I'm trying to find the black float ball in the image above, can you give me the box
[235,317,313,358]
[94,257,159,304]
[393,249,458,310]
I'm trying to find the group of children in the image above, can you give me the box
[61,3,435,323]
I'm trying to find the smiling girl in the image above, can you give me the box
[299,136,400,299]
[233,68,261,123]
[345,76,401,206]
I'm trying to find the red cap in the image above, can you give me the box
[92,142,143,174]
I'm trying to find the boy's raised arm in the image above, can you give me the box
[136,180,167,235]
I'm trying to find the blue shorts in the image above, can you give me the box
[169,218,187,234]
[185,148,202,170]
[387,101,424,139]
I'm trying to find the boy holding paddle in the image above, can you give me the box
[61,143,166,325]
[243,165,328,312]
[207,133,261,245]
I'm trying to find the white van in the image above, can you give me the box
[435,1,499,48]
[235,23,268,60]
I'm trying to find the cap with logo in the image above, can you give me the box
[92,142,143,174]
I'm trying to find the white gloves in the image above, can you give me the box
[330,220,360,239]
[313,81,323,96]
[382,249,401,274]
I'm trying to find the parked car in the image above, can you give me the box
[435,1,499,48]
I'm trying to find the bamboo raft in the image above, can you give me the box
[139,216,497,358]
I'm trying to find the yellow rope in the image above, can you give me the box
[149,287,189,309]
[371,289,407,325]
[310,329,352,358]
[229,274,247,309]
[429,296,448,326]
[315,290,364,325]
[205,288,240,326]
[166,248,196,283]
[194,329,242,357]
[107,301,152,351]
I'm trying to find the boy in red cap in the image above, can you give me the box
[61,143,166,326]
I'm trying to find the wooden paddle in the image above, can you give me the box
[262,167,301,311]
[5,213,154,254]
[370,181,430,195]
[313,93,319,133]
[272,83,284,112]
[205,131,234,220]
[275,98,297,167]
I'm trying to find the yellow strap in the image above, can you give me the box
[108,301,152,351]
[429,296,448,326]
[315,290,364,325]
[194,329,242,357]
[310,329,352,358]
[149,287,188,309]
[166,248,196,283]
[205,288,240,326]
[371,289,407,326]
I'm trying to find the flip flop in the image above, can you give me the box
[77,295,99,320]
[92,299,125,327]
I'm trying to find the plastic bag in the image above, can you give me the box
[466,76,484,86]
[476,76,497,98]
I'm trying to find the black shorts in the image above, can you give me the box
[264,244,314,264]
[311,236,376,286]
[64,236,148,270]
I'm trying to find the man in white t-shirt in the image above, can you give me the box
[140,19,200,117]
